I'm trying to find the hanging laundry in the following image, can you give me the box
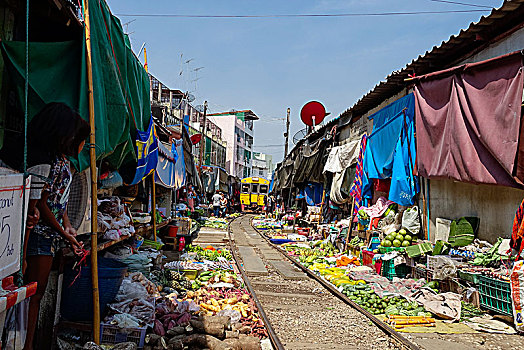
[128,117,158,185]
[173,139,186,189]
[323,139,360,174]
[155,141,177,188]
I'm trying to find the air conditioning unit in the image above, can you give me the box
[67,169,91,235]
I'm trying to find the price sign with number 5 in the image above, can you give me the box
[0,171,30,279]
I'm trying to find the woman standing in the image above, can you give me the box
[3,103,90,350]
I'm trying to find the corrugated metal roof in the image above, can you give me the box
[338,0,524,121]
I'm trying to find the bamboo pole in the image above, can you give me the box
[152,174,157,242]
[142,46,157,242]
[84,0,100,343]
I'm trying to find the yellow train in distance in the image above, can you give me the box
[240,177,269,211]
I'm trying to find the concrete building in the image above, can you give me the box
[252,152,274,180]
[149,74,226,169]
[208,110,259,178]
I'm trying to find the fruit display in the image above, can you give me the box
[348,236,365,248]
[151,269,195,296]
[252,219,283,231]
[192,270,242,289]
[201,217,229,229]
[187,244,233,261]
[343,283,430,316]
[380,229,417,248]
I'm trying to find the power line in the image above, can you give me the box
[426,0,494,9]
[254,144,286,148]
[115,9,489,19]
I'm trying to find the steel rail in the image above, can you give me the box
[226,217,286,350]
[248,216,420,350]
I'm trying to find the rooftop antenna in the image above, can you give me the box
[123,19,136,34]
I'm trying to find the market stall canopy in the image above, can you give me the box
[414,51,524,188]
[0,0,151,171]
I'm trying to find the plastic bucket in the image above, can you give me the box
[61,258,127,321]
[168,225,179,237]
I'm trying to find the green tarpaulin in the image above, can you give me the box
[1,0,150,171]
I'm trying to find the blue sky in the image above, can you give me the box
[108,0,503,163]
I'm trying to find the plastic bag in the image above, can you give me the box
[432,256,458,280]
[402,206,420,234]
[105,313,141,328]
[217,309,242,323]
[2,299,29,350]
[115,278,149,302]
[102,229,120,241]
[108,298,156,327]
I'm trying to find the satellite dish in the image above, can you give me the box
[300,101,327,127]
[293,128,308,145]
[190,134,202,145]
[187,94,196,103]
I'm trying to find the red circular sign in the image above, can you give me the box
[300,101,326,127]
[190,134,202,145]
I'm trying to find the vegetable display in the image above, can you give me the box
[381,229,417,248]
[186,244,233,261]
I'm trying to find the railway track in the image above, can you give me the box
[227,215,411,350]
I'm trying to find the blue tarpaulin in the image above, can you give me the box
[155,142,177,188]
[363,93,419,206]
[369,93,415,130]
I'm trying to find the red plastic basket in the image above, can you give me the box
[362,250,375,267]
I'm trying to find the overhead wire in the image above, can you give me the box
[426,0,495,9]
[115,9,490,19]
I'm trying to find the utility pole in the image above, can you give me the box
[198,101,208,177]
[284,107,290,158]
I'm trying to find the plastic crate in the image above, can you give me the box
[458,270,481,284]
[380,259,410,280]
[100,323,147,348]
[427,255,463,271]
[413,266,427,281]
[378,246,405,254]
[362,250,375,268]
[478,275,512,316]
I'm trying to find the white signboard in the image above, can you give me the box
[0,172,30,280]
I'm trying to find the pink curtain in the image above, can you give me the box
[414,51,524,187]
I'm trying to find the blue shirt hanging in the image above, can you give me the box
[129,117,158,185]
